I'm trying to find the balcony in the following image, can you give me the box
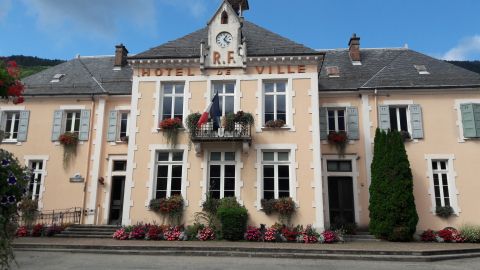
[190,122,252,154]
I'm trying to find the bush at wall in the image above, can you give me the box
[369,129,419,241]
[216,197,248,241]
[460,224,480,243]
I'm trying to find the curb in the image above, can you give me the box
[13,243,480,262]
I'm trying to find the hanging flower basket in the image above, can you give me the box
[265,119,285,128]
[149,195,184,225]
[0,60,25,104]
[59,132,78,168]
[327,131,348,156]
[159,118,183,147]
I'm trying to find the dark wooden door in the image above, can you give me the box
[328,176,355,226]
[109,176,125,225]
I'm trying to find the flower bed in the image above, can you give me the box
[15,224,66,237]
[420,227,469,243]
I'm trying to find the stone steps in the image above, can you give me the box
[56,225,119,239]
[344,232,381,242]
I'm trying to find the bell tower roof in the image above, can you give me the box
[226,0,249,15]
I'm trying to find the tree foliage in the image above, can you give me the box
[369,129,418,241]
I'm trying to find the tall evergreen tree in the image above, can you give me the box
[369,129,418,241]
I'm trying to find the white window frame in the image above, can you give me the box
[147,144,189,207]
[207,151,238,199]
[455,99,480,142]
[117,111,130,141]
[425,154,459,215]
[23,155,48,210]
[211,81,237,116]
[201,149,242,205]
[321,154,360,227]
[63,110,81,134]
[257,79,294,131]
[261,151,291,200]
[102,155,128,224]
[153,81,189,132]
[153,151,184,199]
[382,100,414,136]
[262,80,287,125]
[3,111,20,142]
[159,82,185,120]
[327,108,346,133]
[255,144,297,210]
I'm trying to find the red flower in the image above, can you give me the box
[159,118,183,129]
[327,131,348,144]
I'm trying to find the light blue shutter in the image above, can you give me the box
[474,104,480,137]
[17,110,30,142]
[107,110,118,142]
[0,112,5,132]
[319,107,327,140]
[346,107,359,140]
[378,105,390,131]
[51,110,64,141]
[78,109,91,141]
[460,103,476,138]
[409,104,424,139]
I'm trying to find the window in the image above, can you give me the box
[208,152,236,199]
[378,104,424,139]
[459,103,480,138]
[327,109,345,133]
[118,111,129,139]
[221,11,228,24]
[263,81,286,125]
[113,160,127,172]
[431,160,451,208]
[414,65,430,75]
[50,73,65,83]
[326,160,352,172]
[28,160,44,201]
[326,66,340,77]
[389,106,408,132]
[3,111,20,140]
[161,83,184,120]
[64,111,81,134]
[262,151,290,200]
[154,151,183,199]
[212,82,235,116]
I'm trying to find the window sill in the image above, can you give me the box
[1,140,20,145]
[156,128,186,132]
[261,126,291,131]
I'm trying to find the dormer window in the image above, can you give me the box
[221,11,228,24]
[50,74,65,83]
[414,65,430,75]
[326,66,340,78]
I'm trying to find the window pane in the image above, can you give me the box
[225,83,235,94]
[74,116,80,132]
[224,178,235,191]
[327,161,338,172]
[113,161,127,171]
[276,82,286,92]
[338,110,345,131]
[443,186,449,198]
[210,152,221,161]
[444,198,450,206]
[157,165,168,177]
[339,161,352,172]
[278,165,289,179]
[213,83,223,94]
[172,165,182,178]
[175,84,184,94]
[174,97,183,119]
[265,95,274,113]
[157,152,169,161]
[277,95,286,115]
[163,84,173,94]
[224,96,234,114]
[435,197,441,207]
[224,152,235,161]
[432,161,438,170]
[263,152,274,161]
[440,161,447,170]
[224,191,235,197]
[264,191,274,200]
[263,166,274,178]
[171,177,182,192]
[264,83,274,93]
[278,152,289,161]
[156,190,167,199]
[441,174,448,185]
[328,111,336,132]
[225,165,235,178]
[209,177,221,191]
[162,97,172,119]
[263,178,274,192]
[278,178,289,192]
[389,107,398,131]
[156,177,168,191]
[172,152,183,161]
[264,113,274,123]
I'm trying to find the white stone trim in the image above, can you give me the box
[23,155,49,210]
[382,100,414,105]
[85,98,106,224]
[454,99,480,142]
[153,80,191,133]
[114,105,131,111]
[136,72,315,82]
[200,149,243,206]
[146,144,189,208]
[0,106,25,111]
[322,154,360,227]
[362,94,373,188]
[59,105,86,110]
[256,78,295,132]
[102,155,127,224]
[320,102,352,108]
[424,154,460,215]
[254,144,298,211]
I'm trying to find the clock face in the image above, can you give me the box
[216,32,233,48]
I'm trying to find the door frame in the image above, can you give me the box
[322,154,360,228]
[103,155,127,225]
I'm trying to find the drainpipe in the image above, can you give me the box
[81,94,96,224]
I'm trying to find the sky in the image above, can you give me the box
[0,0,479,61]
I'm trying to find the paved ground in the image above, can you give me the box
[13,237,480,252]
[11,251,480,270]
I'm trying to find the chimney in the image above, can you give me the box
[114,44,128,68]
[348,33,361,62]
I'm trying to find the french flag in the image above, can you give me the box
[197,92,221,128]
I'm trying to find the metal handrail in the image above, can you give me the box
[18,207,82,226]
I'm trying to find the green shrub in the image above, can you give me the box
[202,195,219,215]
[369,129,418,241]
[216,198,248,241]
[460,224,480,243]
[387,226,412,242]
[185,223,205,240]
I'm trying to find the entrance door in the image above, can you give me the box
[328,176,355,226]
[109,176,125,225]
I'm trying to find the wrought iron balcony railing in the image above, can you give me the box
[190,122,252,142]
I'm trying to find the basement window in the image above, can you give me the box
[326,66,340,78]
[50,74,65,83]
[414,65,430,75]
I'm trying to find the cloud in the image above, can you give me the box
[0,0,12,20]
[443,35,480,61]
[19,0,157,38]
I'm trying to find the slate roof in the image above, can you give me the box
[131,21,321,59]
[319,48,480,91]
[22,57,132,96]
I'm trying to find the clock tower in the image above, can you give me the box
[201,0,248,70]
